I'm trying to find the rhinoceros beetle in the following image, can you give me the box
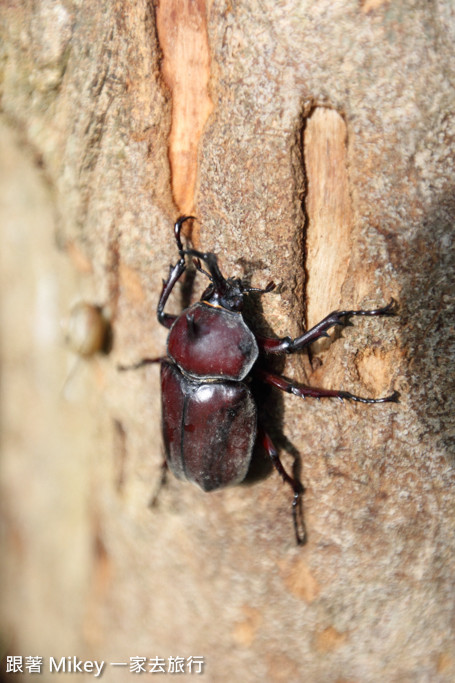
[120,216,398,544]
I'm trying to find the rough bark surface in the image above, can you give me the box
[1,1,454,682]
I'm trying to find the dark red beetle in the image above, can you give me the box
[120,216,398,544]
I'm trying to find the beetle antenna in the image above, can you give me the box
[174,216,196,255]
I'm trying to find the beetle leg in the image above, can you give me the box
[182,248,229,294]
[174,215,196,254]
[258,427,305,545]
[149,459,169,508]
[117,356,166,371]
[245,281,276,294]
[156,216,197,329]
[193,258,213,281]
[255,368,399,404]
[157,259,187,329]
[256,299,396,354]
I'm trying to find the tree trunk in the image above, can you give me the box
[1,1,454,681]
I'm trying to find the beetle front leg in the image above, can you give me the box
[258,427,305,545]
[256,368,399,404]
[257,299,396,354]
[149,459,169,508]
[117,356,166,371]
[157,216,196,329]
[157,259,187,329]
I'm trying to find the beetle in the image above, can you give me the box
[120,216,398,544]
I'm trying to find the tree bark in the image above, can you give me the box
[1,1,454,681]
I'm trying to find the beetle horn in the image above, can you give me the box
[183,248,229,295]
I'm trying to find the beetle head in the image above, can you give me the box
[182,249,243,310]
[183,248,275,312]
[201,276,245,311]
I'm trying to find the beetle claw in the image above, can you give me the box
[379,298,397,315]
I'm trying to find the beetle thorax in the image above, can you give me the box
[167,302,259,381]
